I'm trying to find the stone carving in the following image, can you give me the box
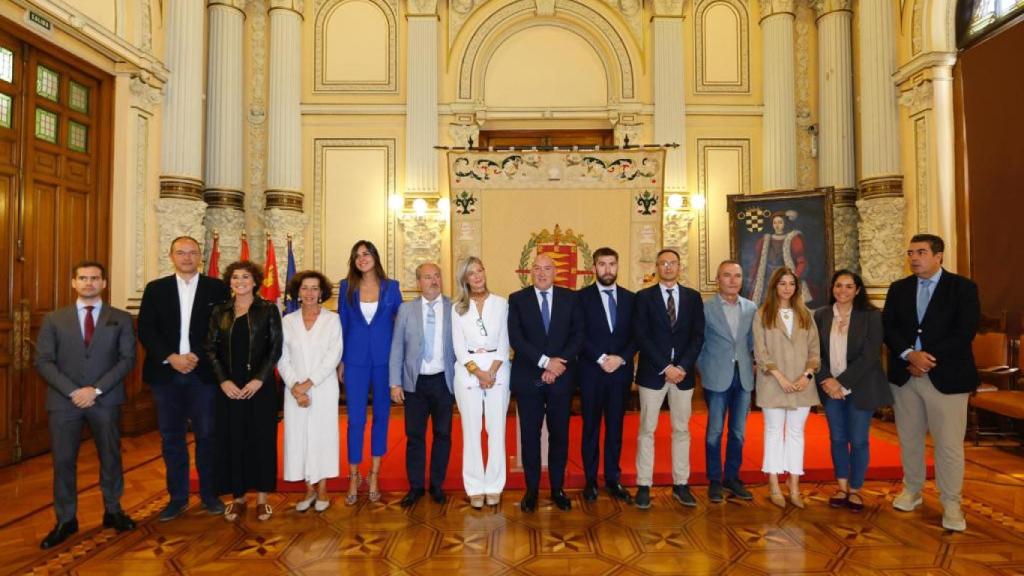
[832,204,860,273]
[134,115,149,294]
[139,0,152,53]
[653,0,685,16]
[247,0,269,263]
[759,0,795,16]
[129,72,163,113]
[156,198,209,277]
[794,5,815,190]
[452,219,483,269]
[265,208,307,288]
[856,196,906,286]
[536,0,556,16]
[663,211,695,282]
[407,0,439,15]
[899,80,933,116]
[694,0,750,93]
[810,0,850,16]
[449,149,665,189]
[914,117,929,232]
[204,208,247,267]
[315,0,398,92]
[448,0,479,51]
[912,0,924,54]
[449,123,481,148]
[398,213,446,289]
[269,0,304,11]
[613,122,642,147]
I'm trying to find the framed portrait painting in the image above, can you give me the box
[727,189,835,310]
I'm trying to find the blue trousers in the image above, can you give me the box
[822,396,873,489]
[703,367,750,483]
[345,363,391,465]
[151,372,217,504]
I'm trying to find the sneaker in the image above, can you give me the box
[722,478,754,501]
[634,486,651,509]
[708,481,723,504]
[672,484,697,507]
[158,500,188,522]
[202,499,226,515]
[892,490,923,512]
[941,505,967,532]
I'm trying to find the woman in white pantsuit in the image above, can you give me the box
[451,257,511,509]
[278,271,344,512]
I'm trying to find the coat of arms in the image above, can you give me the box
[516,224,594,289]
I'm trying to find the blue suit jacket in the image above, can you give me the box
[338,278,402,367]
[697,294,756,392]
[577,283,636,386]
[508,285,585,395]
[633,282,705,390]
[389,296,456,393]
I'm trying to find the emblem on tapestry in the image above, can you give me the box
[635,190,659,215]
[515,224,594,289]
[737,207,773,232]
[565,154,659,182]
[454,191,477,215]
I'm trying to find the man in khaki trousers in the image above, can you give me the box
[882,233,980,532]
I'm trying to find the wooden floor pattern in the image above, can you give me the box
[2,422,1024,575]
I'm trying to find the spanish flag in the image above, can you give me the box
[260,235,281,302]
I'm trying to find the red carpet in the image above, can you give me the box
[191,411,932,492]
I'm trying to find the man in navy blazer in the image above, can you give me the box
[577,247,635,503]
[138,236,231,521]
[697,260,756,504]
[389,262,457,508]
[883,234,980,532]
[509,253,585,512]
[633,248,705,509]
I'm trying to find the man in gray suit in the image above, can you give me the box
[697,260,756,503]
[390,262,457,507]
[35,261,136,549]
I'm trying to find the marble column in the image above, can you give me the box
[158,0,206,276]
[204,1,246,269]
[815,0,858,272]
[856,0,904,287]
[760,0,797,192]
[265,1,306,284]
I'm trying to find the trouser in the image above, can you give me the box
[151,372,217,503]
[455,382,511,495]
[636,383,693,486]
[404,372,454,492]
[704,366,751,483]
[345,363,391,465]
[49,403,124,523]
[891,374,969,507]
[580,375,629,486]
[517,383,571,493]
[822,396,873,489]
[761,406,811,475]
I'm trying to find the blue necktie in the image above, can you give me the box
[540,291,551,333]
[603,289,617,331]
[915,279,931,350]
[423,300,437,363]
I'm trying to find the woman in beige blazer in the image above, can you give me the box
[753,267,821,508]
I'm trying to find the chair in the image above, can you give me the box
[968,312,1023,445]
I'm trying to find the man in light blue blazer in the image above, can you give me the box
[390,262,457,507]
[697,260,757,503]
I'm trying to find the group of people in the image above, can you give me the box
[34,232,980,551]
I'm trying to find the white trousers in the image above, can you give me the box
[454,383,510,496]
[761,406,810,475]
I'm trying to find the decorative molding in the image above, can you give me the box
[204,188,246,210]
[811,0,851,18]
[914,117,929,233]
[134,114,149,293]
[613,122,642,147]
[448,123,481,147]
[535,0,556,16]
[696,138,751,292]
[833,201,860,272]
[203,208,246,266]
[265,189,305,211]
[155,198,209,277]
[686,104,764,115]
[912,0,924,54]
[857,196,907,287]
[794,3,815,190]
[407,0,439,15]
[265,209,307,288]
[694,0,750,93]
[314,0,398,92]
[159,177,204,201]
[858,176,903,200]
[663,211,695,282]
[138,0,153,53]
[312,139,397,279]
[758,0,795,18]
[211,0,248,9]
[302,103,407,115]
[892,51,956,85]
[128,71,163,114]
[269,0,304,12]
[447,149,665,190]
[448,0,481,51]
[899,79,934,116]
[247,0,269,263]
[653,0,685,16]
[398,213,447,290]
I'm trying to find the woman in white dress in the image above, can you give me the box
[451,257,511,509]
[278,270,343,512]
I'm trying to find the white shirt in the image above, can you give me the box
[176,274,199,355]
[76,299,103,340]
[452,294,511,389]
[420,296,445,376]
[660,283,679,311]
[779,308,795,337]
[360,301,378,324]
[598,285,617,333]
[533,286,554,368]
[720,296,741,341]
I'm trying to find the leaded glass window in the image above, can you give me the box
[35,108,57,142]
[0,48,13,83]
[36,65,59,101]
[69,81,89,113]
[0,93,11,128]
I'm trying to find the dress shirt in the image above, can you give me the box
[420,295,445,376]
[596,285,622,367]
[534,287,553,368]
[659,283,679,312]
[76,299,103,340]
[720,295,741,341]
[779,308,795,337]
[901,267,943,360]
[176,274,199,355]
[360,301,378,324]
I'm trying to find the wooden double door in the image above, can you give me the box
[0,21,112,465]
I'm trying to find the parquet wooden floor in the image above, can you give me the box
[2,421,1023,575]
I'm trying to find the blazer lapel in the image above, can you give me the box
[88,305,113,348]
[846,309,865,362]
[189,276,205,322]
[411,298,424,358]
[819,307,833,363]
[63,306,87,353]
[654,285,672,331]
[710,297,733,343]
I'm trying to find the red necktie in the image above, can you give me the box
[84,305,95,347]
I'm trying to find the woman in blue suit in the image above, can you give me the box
[337,240,402,505]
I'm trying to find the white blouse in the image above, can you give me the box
[360,301,378,324]
[452,294,510,378]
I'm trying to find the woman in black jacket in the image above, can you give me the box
[206,260,283,522]
[813,270,893,512]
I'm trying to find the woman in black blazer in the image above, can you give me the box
[813,270,893,512]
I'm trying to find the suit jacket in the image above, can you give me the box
[882,269,980,394]
[814,306,893,411]
[697,294,756,393]
[633,283,705,390]
[338,278,402,367]
[35,303,136,412]
[389,296,457,393]
[138,274,230,385]
[577,283,636,386]
[508,285,585,395]
[752,308,821,409]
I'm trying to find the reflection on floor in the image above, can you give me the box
[1,419,1022,575]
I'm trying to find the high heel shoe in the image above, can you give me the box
[789,489,805,509]
[296,492,317,512]
[367,471,381,503]
[346,471,362,506]
[768,488,787,509]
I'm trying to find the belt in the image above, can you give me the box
[418,371,445,378]
[468,349,498,353]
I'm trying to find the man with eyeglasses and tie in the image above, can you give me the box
[883,234,980,532]
[508,253,584,512]
[576,247,636,504]
[632,248,705,509]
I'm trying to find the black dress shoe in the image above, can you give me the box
[708,481,724,504]
[429,486,446,504]
[103,511,136,533]
[520,489,538,513]
[400,489,425,508]
[582,483,598,502]
[722,478,754,501]
[40,519,78,549]
[672,484,697,507]
[635,486,651,509]
[552,490,572,511]
[607,483,634,504]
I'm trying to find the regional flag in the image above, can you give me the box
[284,236,299,313]
[260,235,282,302]
[240,233,250,262]
[207,233,220,277]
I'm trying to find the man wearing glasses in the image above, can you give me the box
[508,253,585,512]
[632,248,706,509]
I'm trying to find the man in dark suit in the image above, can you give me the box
[883,233,979,532]
[35,261,136,549]
[577,247,635,503]
[138,236,231,521]
[633,248,705,509]
[509,253,585,512]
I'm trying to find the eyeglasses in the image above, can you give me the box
[657,261,679,268]
[475,317,488,337]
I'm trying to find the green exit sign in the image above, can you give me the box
[28,11,52,32]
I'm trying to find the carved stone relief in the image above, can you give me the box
[449,123,481,148]
[134,115,149,294]
[914,117,929,233]
[857,196,907,286]
[156,198,209,277]
[247,0,269,263]
[832,202,860,273]
[399,215,447,290]
[899,80,934,116]
[204,208,247,268]
[663,211,695,282]
[794,3,816,190]
[613,122,642,147]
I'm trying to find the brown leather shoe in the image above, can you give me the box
[224,500,244,522]
[256,502,273,521]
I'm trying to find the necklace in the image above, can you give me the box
[779,308,793,321]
